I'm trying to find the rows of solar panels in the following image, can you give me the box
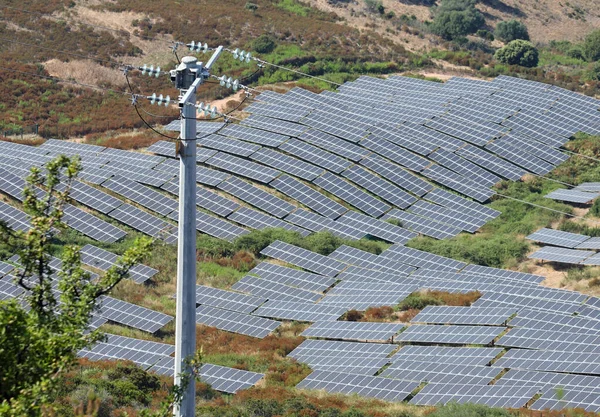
[61,238,600,409]
[2,76,599,246]
[526,227,600,265]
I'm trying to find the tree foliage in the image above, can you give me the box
[252,34,277,54]
[583,29,600,62]
[494,40,539,67]
[430,0,485,40]
[494,20,530,42]
[0,156,153,416]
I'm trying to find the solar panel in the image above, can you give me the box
[528,246,594,264]
[249,262,336,292]
[0,261,14,277]
[195,305,280,338]
[242,114,308,137]
[381,209,462,240]
[196,166,230,186]
[0,275,26,300]
[298,129,369,161]
[474,292,582,314]
[456,144,526,181]
[78,341,169,368]
[100,147,165,169]
[288,339,397,360]
[496,369,600,393]
[545,188,598,204]
[198,134,261,157]
[291,355,390,376]
[526,227,590,248]
[284,209,366,240]
[218,177,295,218]
[574,182,600,192]
[328,245,416,274]
[508,308,600,335]
[98,295,173,333]
[194,285,266,314]
[497,328,600,353]
[244,101,310,123]
[486,141,554,175]
[205,152,280,183]
[576,237,600,250]
[163,120,225,134]
[161,180,240,217]
[429,149,500,187]
[296,370,419,402]
[219,123,290,147]
[425,117,495,147]
[253,300,346,322]
[279,138,352,174]
[168,210,249,242]
[227,207,309,236]
[260,240,346,277]
[423,188,500,221]
[270,175,347,219]
[391,346,503,366]
[461,264,545,284]
[102,175,178,216]
[341,165,417,209]
[492,349,600,374]
[0,201,30,232]
[317,293,409,311]
[300,111,369,143]
[62,204,127,243]
[500,133,569,165]
[410,383,540,408]
[301,321,405,342]
[359,154,433,197]
[67,180,124,214]
[232,275,322,302]
[530,388,600,412]
[411,306,515,325]
[199,364,264,394]
[108,204,177,244]
[80,244,157,284]
[334,210,417,244]
[369,126,437,156]
[250,148,323,181]
[380,244,467,271]
[420,164,494,202]
[397,324,505,345]
[360,136,430,172]
[381,360,502,385]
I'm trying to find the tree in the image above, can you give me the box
[244,2,259,13]
[585,62,600,82]
[430,0,485,40]
[494,40,539,67]
[583,29,600,62]
[0,155,154,416]
[494,20,530,42]
[252,34,277,54]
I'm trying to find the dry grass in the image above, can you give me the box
[43,59,127,87]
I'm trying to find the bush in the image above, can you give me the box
[590,196,600,216]
[430,0,485,40]
[396,292,443,311]
[583,29,600,61]
[476,29,494,41]
[494,40,539,67]
[365,0,385,14]
[585,62,600,82]
[494,20,530,42]
[428,402,513,417]
[567,46,585,60]
[251,34,277,54]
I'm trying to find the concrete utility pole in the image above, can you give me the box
[172,48,222,417]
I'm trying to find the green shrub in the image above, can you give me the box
[585,62,600,82]
[396,292,443,311]
[589,196,600,217]
[583,29,600,61]
[567,46,585,60]
[428,402,513,417]
[365,0,385,14]
[494,40,539,67]
[252,34,277,54]
[494,20,530,42]
[476,29,494,41]
[430,0,485,40]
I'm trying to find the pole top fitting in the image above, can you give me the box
[181,56,198,65]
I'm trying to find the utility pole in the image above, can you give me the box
[172,47,222,417]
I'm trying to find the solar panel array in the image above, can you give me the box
[2,74,600,406]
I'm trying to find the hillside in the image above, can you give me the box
[3,1,600,416]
